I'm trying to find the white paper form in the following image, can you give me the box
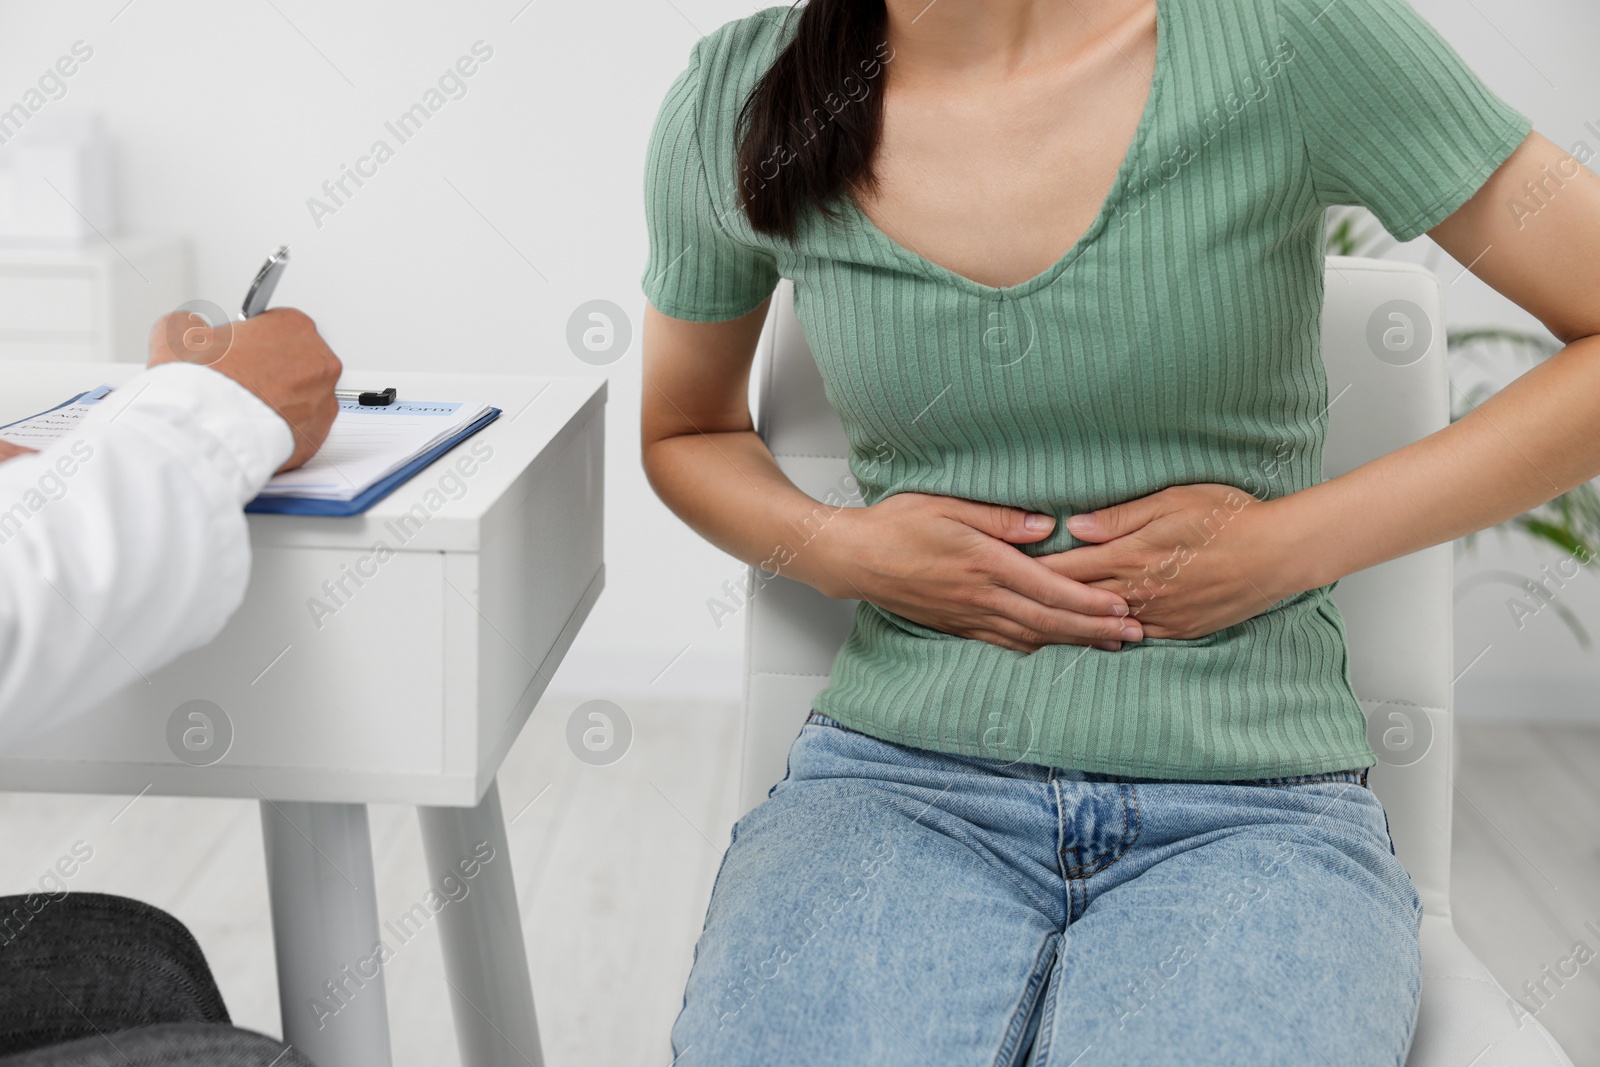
[0,386,115,446]
[4,386,492,504]
[255,399,495,501]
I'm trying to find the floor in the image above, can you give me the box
[0,701,1594,1067]
[1449,723,1600,1064]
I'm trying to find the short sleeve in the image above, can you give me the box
[1276,0,1533,242]
[641,49,779,322]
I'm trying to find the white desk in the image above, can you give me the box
[0,362,607,1067]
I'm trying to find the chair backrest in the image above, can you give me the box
[741,257,1457,916]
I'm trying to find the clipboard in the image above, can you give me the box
[244,406,502,517]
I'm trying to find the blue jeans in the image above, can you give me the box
[671,711,1423,1066]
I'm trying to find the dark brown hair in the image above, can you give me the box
[734,1,894,240]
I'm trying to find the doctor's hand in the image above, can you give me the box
[816,492,1142,654]
[0,440,37,464]
[1037,483,1315,640]
[148,307,342,473]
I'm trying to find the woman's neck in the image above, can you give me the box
[881,0,1150,84]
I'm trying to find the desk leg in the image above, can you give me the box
[418,780,543,1067]
[261,800,393,1067]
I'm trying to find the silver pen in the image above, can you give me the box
[242,244,396,406]
[241,244,290,319]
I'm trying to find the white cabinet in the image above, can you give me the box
[0,362,608,807]
[0,360,606,1067]
[0,235,189,362]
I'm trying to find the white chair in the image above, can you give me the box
[737,257,1575,1066]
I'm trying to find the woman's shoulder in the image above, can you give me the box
[1232,0,1422,40]
[648,7,798,168]
[686,5,800,92]
[667,7,799,221]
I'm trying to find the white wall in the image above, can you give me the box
[0,0,774,709]
[1,0,1596,719]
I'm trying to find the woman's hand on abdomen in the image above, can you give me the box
[1042,483,1319,640]
[812,492,1145,654]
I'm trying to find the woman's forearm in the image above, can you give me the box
[1280,332,1600,591]
[643,430,854,597]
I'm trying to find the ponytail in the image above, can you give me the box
[734,1,893,239]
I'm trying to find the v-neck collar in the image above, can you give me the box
[836,0,1173,301]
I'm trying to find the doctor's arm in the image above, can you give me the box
[0,310,340,745]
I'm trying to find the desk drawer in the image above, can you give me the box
[0,545,448,779]
[0,368,607,807]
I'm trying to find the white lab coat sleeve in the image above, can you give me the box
[0,362,294,746]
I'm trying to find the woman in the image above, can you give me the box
[640,0,1600,1062]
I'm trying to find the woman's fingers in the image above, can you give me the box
[983,552,1143,638]
[976,586,1142,650]
[840,492,1144,653]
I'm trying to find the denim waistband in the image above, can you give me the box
[804,711,1371,788]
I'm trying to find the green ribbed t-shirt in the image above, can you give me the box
[641,0,1531,778]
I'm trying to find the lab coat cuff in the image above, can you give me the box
[89,364,295,505]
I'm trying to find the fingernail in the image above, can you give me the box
[1024,513,1053,531]
[1066,515,1094,533]
[1122,624,1143,641]
[1109,603,1128,617]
